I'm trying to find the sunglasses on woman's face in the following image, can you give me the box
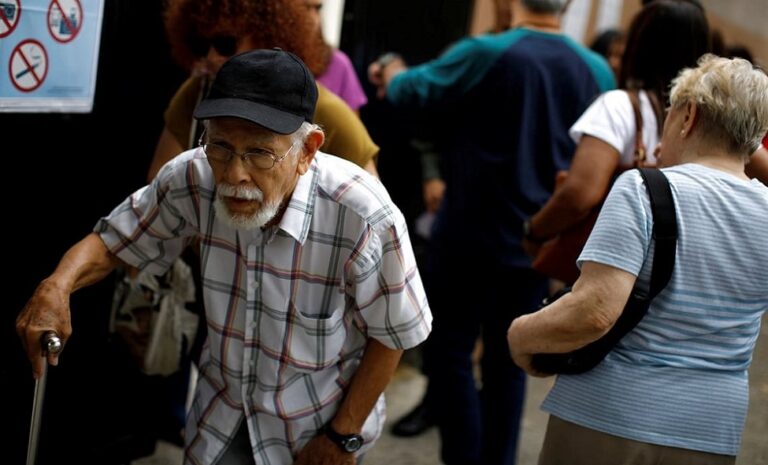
[190,36,239,58]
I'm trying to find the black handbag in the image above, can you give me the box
[531,168,678,375]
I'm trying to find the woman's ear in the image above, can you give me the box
[681,101,699,137]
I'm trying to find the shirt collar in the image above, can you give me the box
[274,156,318,244]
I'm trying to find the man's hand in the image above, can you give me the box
[294,433,356,465]
[422,178,446,213]
[521,237,543,259]
[367,53,407,99]
[15,233,121,378]
[16,278,72,378]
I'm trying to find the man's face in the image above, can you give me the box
[205,117,303,230]
[607,38,625,79]
[305,0,323,34]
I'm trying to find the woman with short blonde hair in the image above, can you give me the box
[509,55,768,465]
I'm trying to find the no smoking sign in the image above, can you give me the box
[9,39,48,92]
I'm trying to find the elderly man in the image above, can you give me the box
[368,1,614,464]
[17,49,431,465]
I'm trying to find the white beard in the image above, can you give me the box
[214,183,281,230]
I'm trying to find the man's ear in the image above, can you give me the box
[297,130,324,175]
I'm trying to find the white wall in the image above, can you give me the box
[321,0,345,48]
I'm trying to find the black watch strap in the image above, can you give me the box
[523,218,547,243]
[324,425,364,453]
[376,52,402,69]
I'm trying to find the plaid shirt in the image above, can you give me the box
[96,150,432,465]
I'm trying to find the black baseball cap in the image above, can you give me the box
[194,48,318,134]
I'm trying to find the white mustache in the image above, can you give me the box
[217,184,264,201]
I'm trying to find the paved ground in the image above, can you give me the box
[136,314,768,465]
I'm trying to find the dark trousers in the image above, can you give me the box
[424,263,547,465]
[217,422,256,465]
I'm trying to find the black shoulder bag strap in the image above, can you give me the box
[638,168,677,299]
[531,168,677,374]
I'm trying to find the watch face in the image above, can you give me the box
[343,436,363,452]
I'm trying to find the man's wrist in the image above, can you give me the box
[376,52,406,86]
[522,218,548,243]
[324,424,364,453]
[376,52,402,70]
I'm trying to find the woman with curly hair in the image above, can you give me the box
[148,0,378,180]
[304,0,368,113]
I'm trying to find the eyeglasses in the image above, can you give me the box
[189,35,239,58]
[200,139,297,170]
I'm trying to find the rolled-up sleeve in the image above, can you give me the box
[95,154,203,275]
[348,214,432,350]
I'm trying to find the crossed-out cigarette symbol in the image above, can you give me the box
[15,56,41,79]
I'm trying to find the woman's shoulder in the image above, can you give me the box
[570,89,635,149]
[594,89,632,110]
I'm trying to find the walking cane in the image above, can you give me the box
[26,331,63,465]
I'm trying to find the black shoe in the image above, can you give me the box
[390,401,435,437]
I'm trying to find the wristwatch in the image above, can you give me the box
[324,425,364,453]
[522,218,546,243]
[376,52,402,70]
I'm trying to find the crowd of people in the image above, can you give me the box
[15,1,767,465]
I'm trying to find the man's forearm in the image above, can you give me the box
[50,232,122,293]
[330,339,403,434]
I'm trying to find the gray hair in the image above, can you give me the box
[201,119,323,156]
[670,54,768,158]
[522,0,569,13]
[291,121,323,148]
[288,122,323,163]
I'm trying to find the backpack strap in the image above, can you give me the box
[628,90,647,167]
[637,168,678,299]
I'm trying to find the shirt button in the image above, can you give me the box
[250,281,260,290]
[249,321,258,329]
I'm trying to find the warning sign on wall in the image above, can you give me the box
[0,0,22,38]
[0,0,104,113]
[47,0,82,43]
[9,39,48,92]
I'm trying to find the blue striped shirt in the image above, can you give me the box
[543,164,768,455]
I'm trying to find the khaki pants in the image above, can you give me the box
[538,416,736,465]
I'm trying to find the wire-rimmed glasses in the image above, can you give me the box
[200,136,296,170]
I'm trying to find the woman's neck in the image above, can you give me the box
[681,147,749,180]
[694,158,749,179]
